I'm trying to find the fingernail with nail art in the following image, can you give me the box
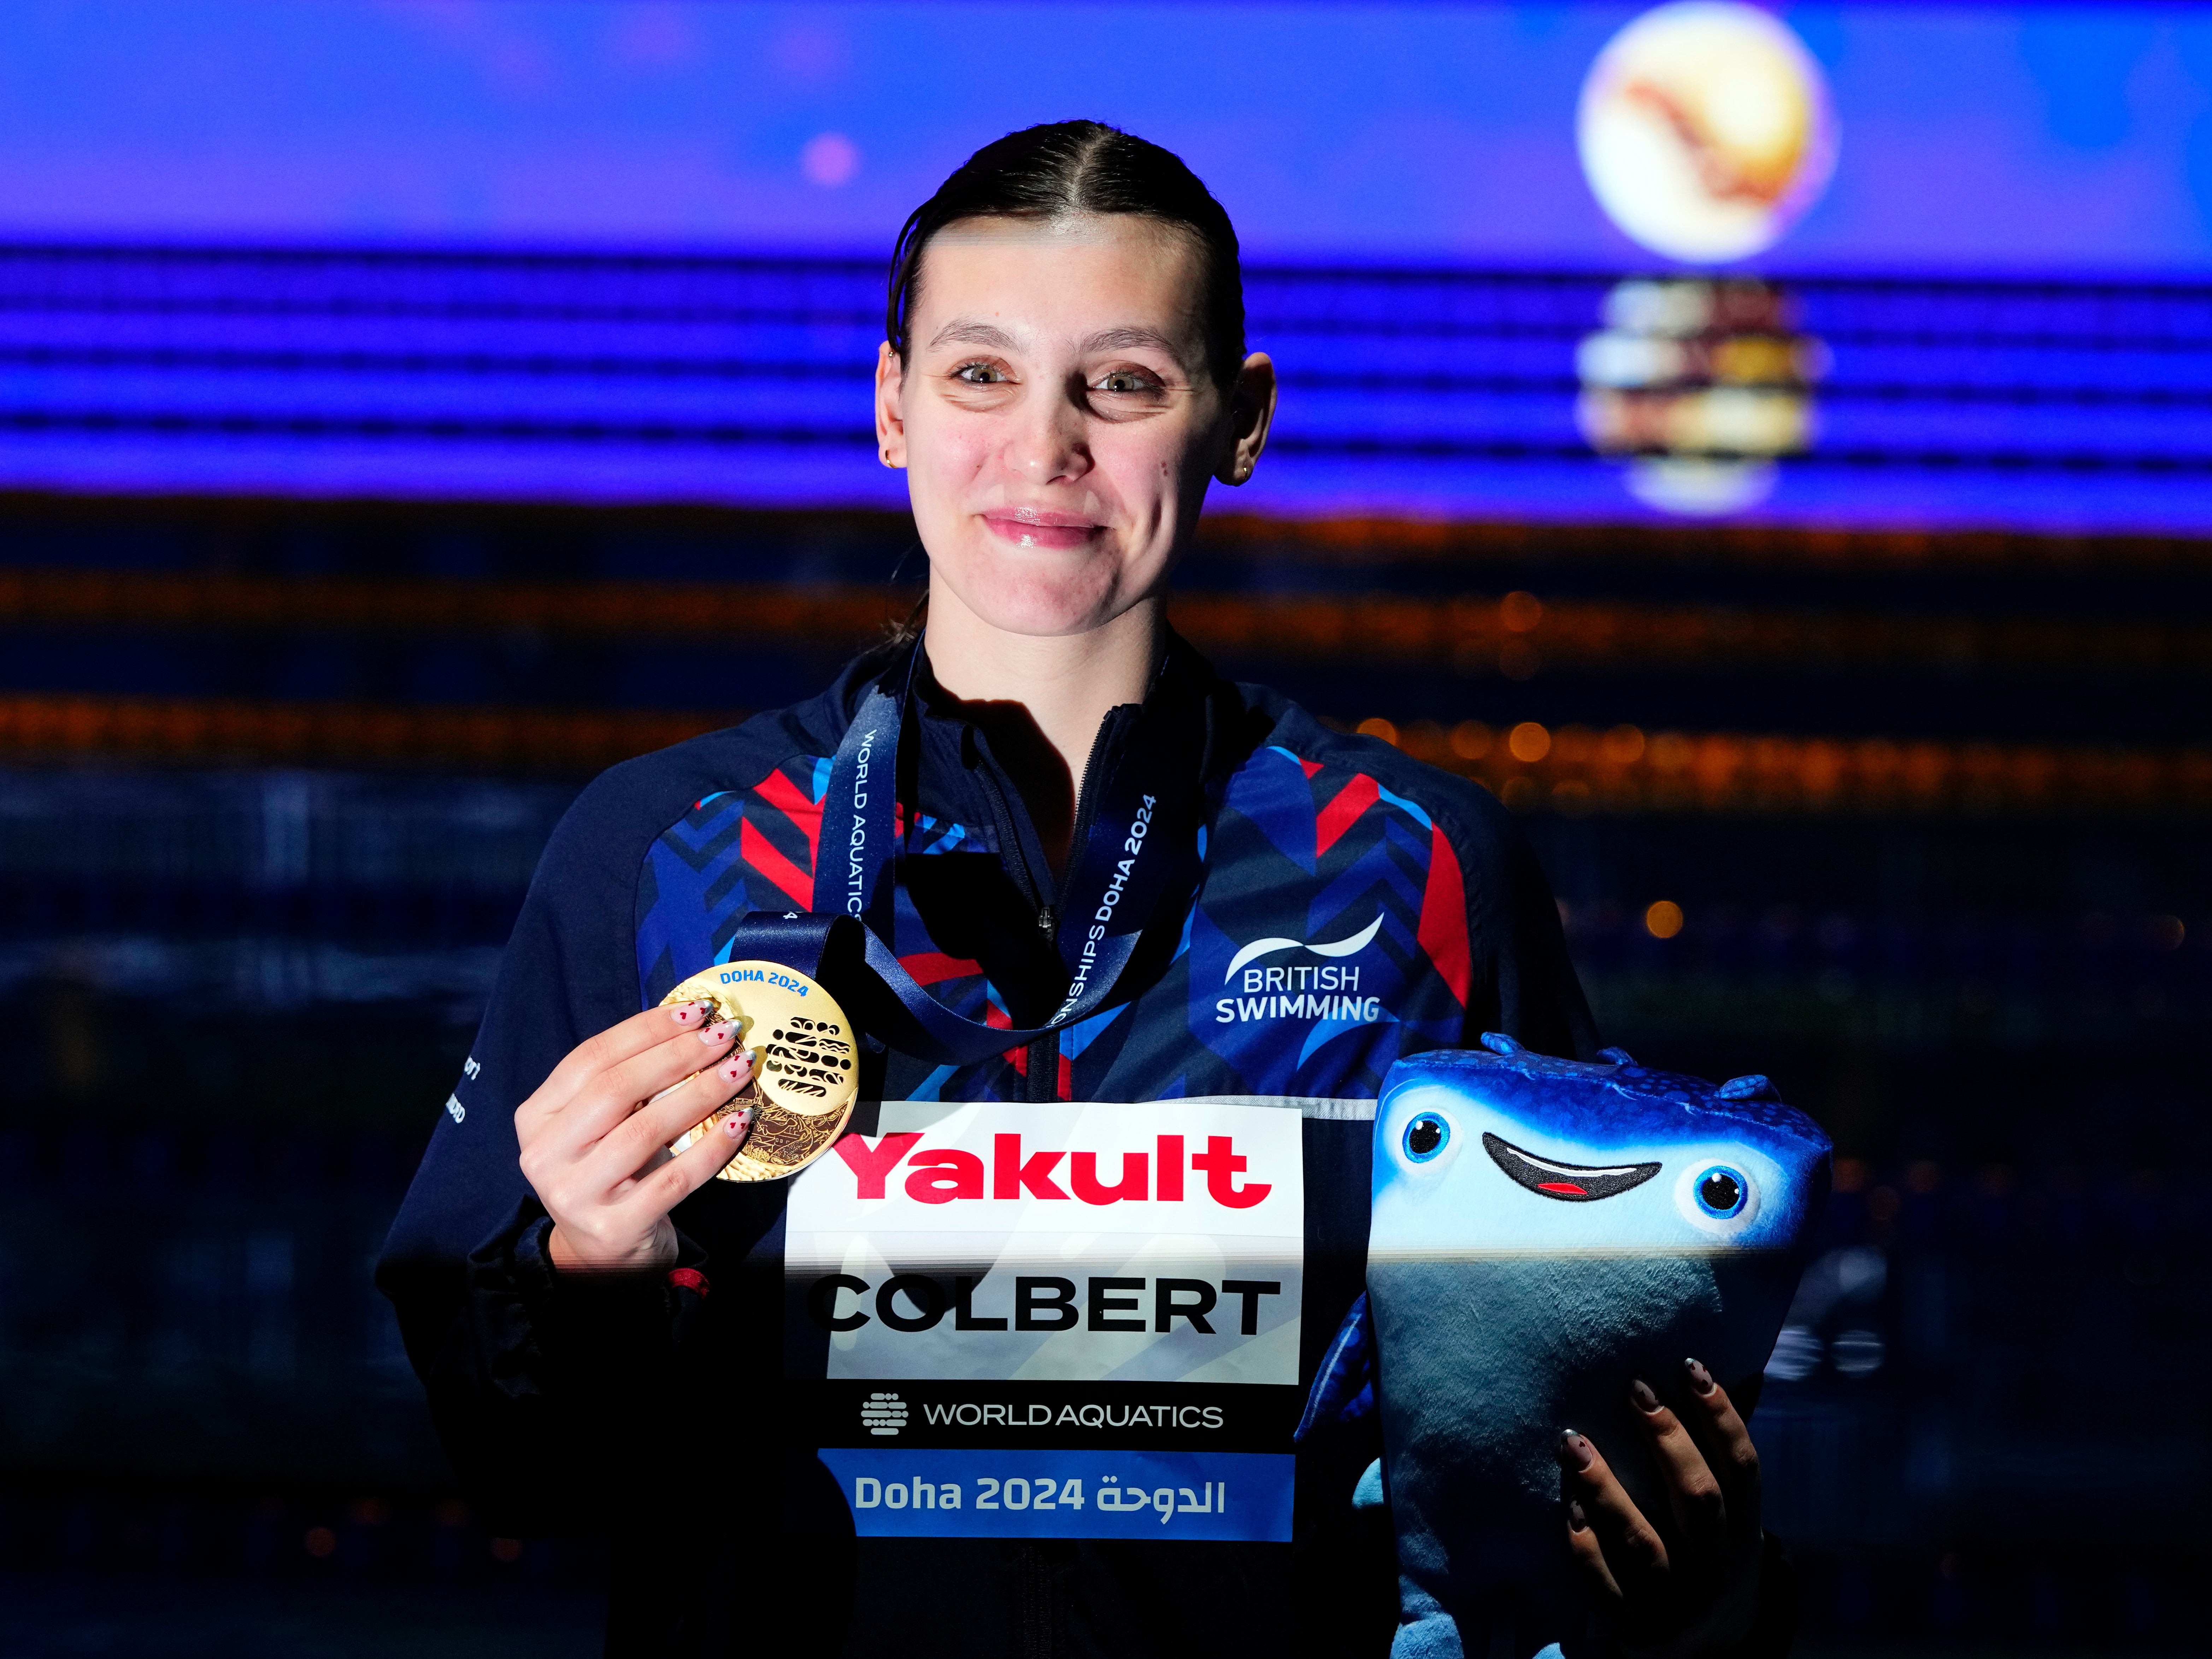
[1685,1358,1716,1394]
[699,1020,736,1047]
[672,1002,705,1025]
[1631,1379,1660,1414]
[1558,1430,1594,1471]
[1568,1501,1589,1532]
[722,1110,751,1139]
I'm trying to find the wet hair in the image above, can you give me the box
[886,120,1246,389]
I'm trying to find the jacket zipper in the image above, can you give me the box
[1026,709,1128,1104]
[1055,708,1124,921]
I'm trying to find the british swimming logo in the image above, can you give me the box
[1214,911,1383,1025]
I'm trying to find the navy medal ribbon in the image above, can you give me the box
[742,643,1200,1068]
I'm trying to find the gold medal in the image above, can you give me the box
[661,961,860,1182]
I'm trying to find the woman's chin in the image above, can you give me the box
[955,593,1127,639]
[936,561,1135,640]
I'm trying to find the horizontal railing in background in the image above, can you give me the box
[2,567,2206,678]
[6,245,2212,524]
[0,691,2202,817]
[1192,512,2212,569]
[0,695,720,774]
[1355,717,2212,817]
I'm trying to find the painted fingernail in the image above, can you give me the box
[1568,1500,1589,1533]
[738,1047,757,1070]
[1685,1357,1716,1395]
[718,1055,746,1081]
[722,1109,751,1139]
[672,1001,709,1025]
[699,1020,737,1047]
[1631,1379,1661,1415]
[1558,1430,1594,1471]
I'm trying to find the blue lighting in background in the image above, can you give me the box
[2,2,2210,271]
[0,2,2210,528]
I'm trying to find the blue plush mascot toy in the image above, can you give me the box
[1301,1036,1832,1659]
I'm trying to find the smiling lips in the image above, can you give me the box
[982,509,1104,550]
[1480,1132,1662,1202]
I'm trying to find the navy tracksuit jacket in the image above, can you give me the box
[378,635,1598,1657]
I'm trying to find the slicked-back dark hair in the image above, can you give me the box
[886,121,1246,389]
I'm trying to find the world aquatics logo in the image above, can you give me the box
[861,1392,909,1437]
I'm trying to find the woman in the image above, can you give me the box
[382,122,1782,1658]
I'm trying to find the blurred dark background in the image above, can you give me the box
[2,4,2209,1655]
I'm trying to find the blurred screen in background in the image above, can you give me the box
[0,4,2203,1655]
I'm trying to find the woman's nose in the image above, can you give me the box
[1004,390,1092,485]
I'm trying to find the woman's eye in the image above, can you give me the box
[1094,370,1159,394]
[953,362,1006,384]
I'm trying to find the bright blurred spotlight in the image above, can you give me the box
[1577,0,1835,264]
[1577,277,1824,516]
[1507,721,1551,763]
[1356,717,1399,745]
[1449,721,1494,761]
[1575,3,1834,516]
[801,131,861,188]
[1551,725,1596,764]
[1831,1328,1886,1378]
[1644,899,1685,939]
[1500,590,1544,632]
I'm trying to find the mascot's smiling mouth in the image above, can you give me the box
[1481,1132,1661,1202]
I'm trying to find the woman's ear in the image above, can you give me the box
[876,341,908,469]
[1214,352,1279,486]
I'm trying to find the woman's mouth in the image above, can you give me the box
[981,509,1105,551]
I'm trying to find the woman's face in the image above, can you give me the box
[876,214,1273,640]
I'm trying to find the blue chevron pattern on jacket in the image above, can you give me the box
[630,647,1586,1107]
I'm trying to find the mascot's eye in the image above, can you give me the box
[1695,1166,1748,1219]
[1404,1113,1451,1162]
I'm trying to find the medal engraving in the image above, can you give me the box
[661,962,860,1182]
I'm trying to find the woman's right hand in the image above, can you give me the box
[516,1000,758,1273]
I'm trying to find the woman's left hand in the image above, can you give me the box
[1558,1358,1765,1659]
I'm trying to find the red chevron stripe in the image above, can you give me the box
[740,816,813,910]
[901,951,983,986]
[1316,773,1381,857]
[1416,822,1472,1008]
[752,766,823,869]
